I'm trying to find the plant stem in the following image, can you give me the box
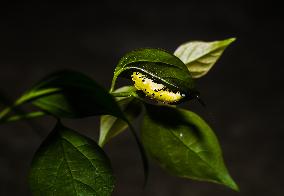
[109,76,117,93]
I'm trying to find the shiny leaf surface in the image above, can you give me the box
[111,48,195,96]
[141,104,239,191]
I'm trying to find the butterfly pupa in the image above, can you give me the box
[131,72,185,104]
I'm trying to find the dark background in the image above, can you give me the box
[0,2,283,196]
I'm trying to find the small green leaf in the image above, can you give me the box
[141,104,239,191]
[16,70,123,118]
[1,111,46,123]
[29,121,115,196]
[110,85,139,99]
[111,48,195,98]
[99,86,142,147]
[174,38,236,78]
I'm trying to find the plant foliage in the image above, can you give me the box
[0,38,238,195]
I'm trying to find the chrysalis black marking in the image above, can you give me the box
[131,72,185,103]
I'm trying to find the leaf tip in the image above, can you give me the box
[219,173,240,192]
[226,37,237,45]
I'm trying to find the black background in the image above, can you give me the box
[0,2,283,196]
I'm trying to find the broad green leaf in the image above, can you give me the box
[141,104,239,191]
[20,72,149,182]
[111,48,195,98]
[29,121,115,196]
[99,86,142,147]
[16,70,124,119]
[174,38,236,78]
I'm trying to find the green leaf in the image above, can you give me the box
[110,85,139,99]
[141,104,239,191]
[99,86,142,147]
[1,111,46,123]
[174,38,236,78]
[29,121,115,196]
[16,70,124,119]
[111,48,195,97]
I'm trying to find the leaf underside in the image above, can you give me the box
[174,38,236,78]
[18,70,124,119]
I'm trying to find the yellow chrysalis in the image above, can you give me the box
[131,72,185,104]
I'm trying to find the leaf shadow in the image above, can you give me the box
[145,104,202,139]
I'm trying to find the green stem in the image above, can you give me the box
[127,122,149,187]
[110,71,122,93]
[109,74,117,93]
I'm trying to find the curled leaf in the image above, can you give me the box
[111,48,195,103]
[16,70,124,118]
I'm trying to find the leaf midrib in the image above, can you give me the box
[120,66,185,90]
[60,140,79,196]
[186,46,226,65]
[165,126,220,181]
[61,137,110,190]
